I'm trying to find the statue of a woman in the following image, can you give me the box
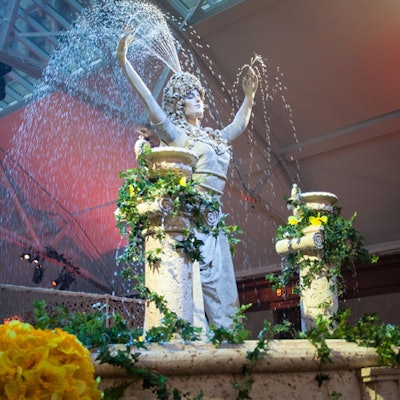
[117,26,258,329]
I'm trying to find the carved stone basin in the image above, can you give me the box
[300,191,338,212]
[145,147,198,179]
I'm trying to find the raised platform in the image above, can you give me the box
[94,339,400,399]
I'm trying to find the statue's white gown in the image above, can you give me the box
[156,120,240,328]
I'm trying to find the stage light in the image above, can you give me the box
[33,256,40,264]
[19,250,42,264]
[51,277,61,287]
[32,264,45,284]
[20,250,32,262]
[51,268,75,290]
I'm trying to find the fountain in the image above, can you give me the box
[100,3,398,399]
[114,8,263,333]
[2,1,399,398]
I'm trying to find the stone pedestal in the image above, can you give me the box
[135,147,207,336]
[299,254,339,331]
[275,186,339,331]
[141,209,194,330]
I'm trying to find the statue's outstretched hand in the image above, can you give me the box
[242,66,258,97]
[117,25,135,60]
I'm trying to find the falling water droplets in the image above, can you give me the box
[2,0,302,297]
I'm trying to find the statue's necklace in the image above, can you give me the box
[187,125,230,156]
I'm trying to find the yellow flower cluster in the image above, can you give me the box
[128,184,135,197]
[0,320,103,399]
[287,212,328,227]
[179,176,186,187]
[309,212,328,226]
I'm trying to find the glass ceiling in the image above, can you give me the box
[0,0,244,117]
[166,0,243,24]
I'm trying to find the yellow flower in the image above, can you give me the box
[179,176,186,187]
[0,321,102,399]
[288,216,299,225]
[24,359,68,393]
[128,184,135,197]
[309,212,328,226]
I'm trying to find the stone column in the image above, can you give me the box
[135,146,207,336]
[275,186,339,331]
[140,204,194,331]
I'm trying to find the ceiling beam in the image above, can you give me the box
[4,85,25,102]
[279,109,400,162]
[0,0,20,50]
[16,7,59,48]
[0,162,42,247]
[0,50,43,78]
[8,70,36,92]
[31,0,72,29]
[65,0,88,13]
[16,36,51,63]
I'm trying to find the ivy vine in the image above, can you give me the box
[267,195,378,295]
[115,148,242,270]
[30,292,400,400]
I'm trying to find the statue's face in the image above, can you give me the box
[184,90,204,122]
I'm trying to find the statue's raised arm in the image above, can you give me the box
[117,26,180,145]
[117,23,261,330]
[221,66,258,142]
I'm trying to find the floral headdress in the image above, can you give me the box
[162,72,205,123]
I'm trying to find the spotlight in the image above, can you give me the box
[51,268,75,290]
[51,277,61,287]
[20,250,32,262]
[33,256,41,264]
[20,250,41,264]
[32,264,45,284]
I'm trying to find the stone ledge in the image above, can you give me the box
[93,340,400,400]
[360,366,400,400]
[360,366,400,382]
[93,339,379,377]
